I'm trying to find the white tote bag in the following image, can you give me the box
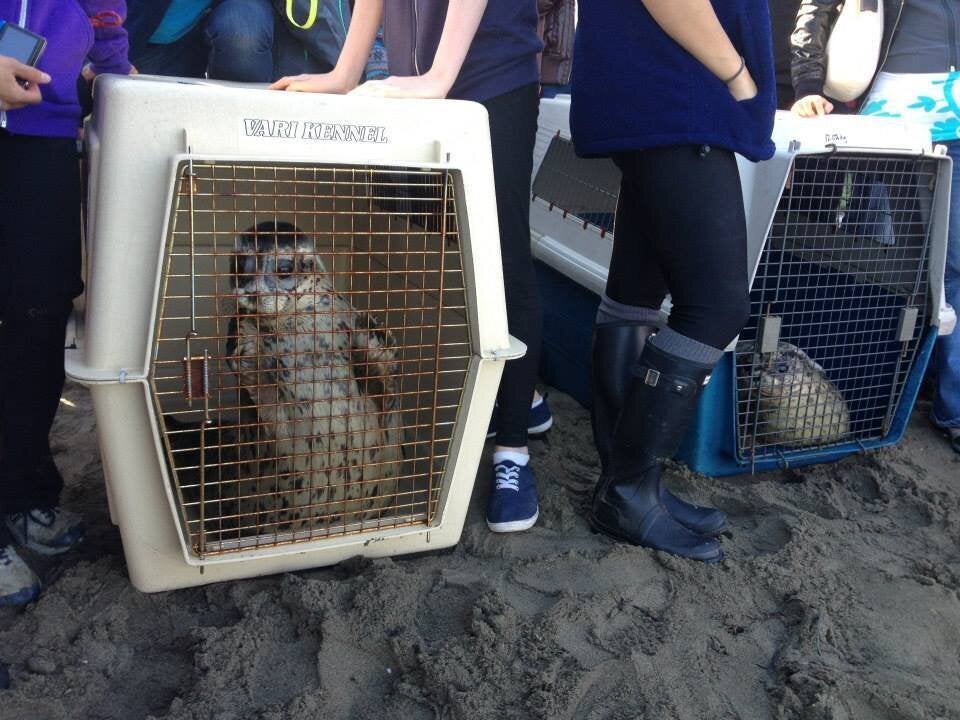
[824,0,885,102]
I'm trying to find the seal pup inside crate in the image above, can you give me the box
[225,221,403,534]
[738,340,850,448]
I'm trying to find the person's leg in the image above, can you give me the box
[0,134,81,512]
[602,158,669,312]
[485,83,542,450]
[590,148,735,537]
[591,160,669,471]
[932,140,960,451]
[125,0,172,62]
[131,23,210,78]
[481,82,542,533]
[0,132,85,558]
[624,145,751,349]
[205,0,275,82]
[591,145,749,560]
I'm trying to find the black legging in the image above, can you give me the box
[606,145,750,350]
[0,132,83,524]
[482,82,542,448]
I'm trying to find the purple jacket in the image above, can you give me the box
[0,0,131,137]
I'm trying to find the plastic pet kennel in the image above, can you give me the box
[530,97,955,476]
[68,75,524,591]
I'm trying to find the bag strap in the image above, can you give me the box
[285,0,319,29]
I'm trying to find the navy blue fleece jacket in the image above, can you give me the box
[570,0,777,162]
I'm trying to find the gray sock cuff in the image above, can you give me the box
[648,327,724,365]
[595,294,667,326]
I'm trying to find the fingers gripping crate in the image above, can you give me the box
[69,76,524,591]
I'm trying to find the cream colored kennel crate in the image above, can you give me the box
[67,75,523,592]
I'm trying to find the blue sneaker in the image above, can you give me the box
[486,395,554,440]
[486,460,539,533]
[5,507,85,556]
[0,545,41,607]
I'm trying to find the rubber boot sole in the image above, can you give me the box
[588,515,725,564]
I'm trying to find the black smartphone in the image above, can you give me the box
[0,21,47,86]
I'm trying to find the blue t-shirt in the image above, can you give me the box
[149,0,212,44]
[382,0,542,103]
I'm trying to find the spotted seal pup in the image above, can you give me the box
[741,341,851,448]
[226,221,403,533]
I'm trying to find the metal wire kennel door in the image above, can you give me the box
[151,159,469,558]
[734,152,939,464]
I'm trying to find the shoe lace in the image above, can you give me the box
[494,464,521,492]
[0,547,12,567]
[30,508,58,525]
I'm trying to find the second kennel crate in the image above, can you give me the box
[530,100,954,475]
[681,114,953,475]
[67,75,524,591]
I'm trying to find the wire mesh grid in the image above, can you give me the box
[148,160,471,557]
[532,134,620,233]
[735,153,938,463]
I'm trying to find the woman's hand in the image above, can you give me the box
[0,55,48,110]
[271,1,383,95]
[348,71,453,99]
[270,71,357,94]
[81,63,137,82]
[727,68,758,102]
[791,94,834,117]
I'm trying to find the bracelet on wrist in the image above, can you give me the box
[722,55,745,85]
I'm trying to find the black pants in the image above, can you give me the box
[606,145,750,350]
[482,82,542,447]
[0,131,83,523]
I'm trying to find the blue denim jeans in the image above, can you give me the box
[131,0,331,82]
[205,0,330,82]
[933,140,960,429]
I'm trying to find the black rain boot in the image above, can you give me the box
[590,342,723,562]
[591,323,728,536]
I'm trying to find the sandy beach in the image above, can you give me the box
[1,380,958,719]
